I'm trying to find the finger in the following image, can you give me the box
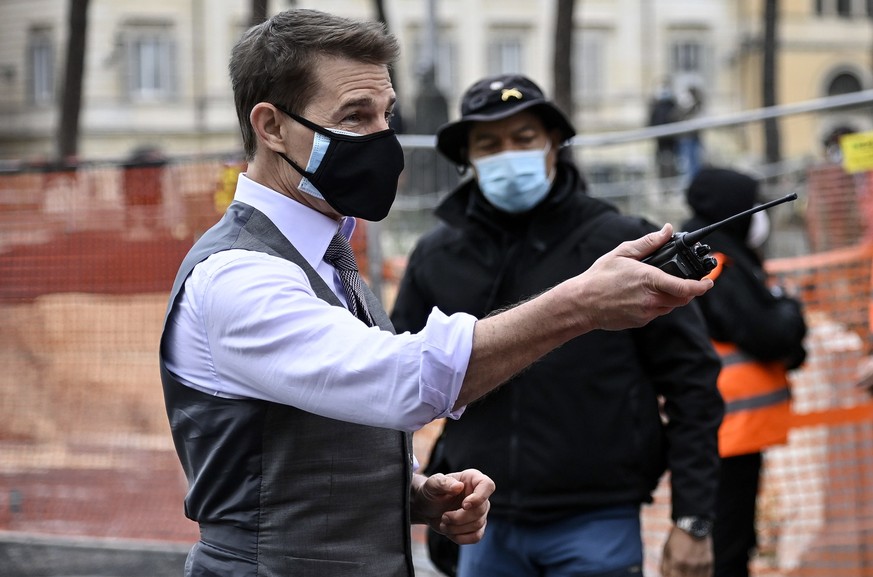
[445,524,487,546]
[439,501,491,533]
[439,509,489,544]
[437,474,465,496]
[651,268,714,299]
[424,473,464,499]
[614,223,674,260]
[441,507,488,532]
[461,479,495,510]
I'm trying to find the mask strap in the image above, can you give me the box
[543,140,557,183]
[270,104,321,179]
[273,104,326,135]
[277,151,315,180]
[272,103,395,143]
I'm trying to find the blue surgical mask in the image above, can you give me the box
[297,127,362,200]
[472,144,553,214]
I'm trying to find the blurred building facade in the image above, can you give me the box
[0,0,870,164]
[736,1,873,160]
[0,0,253,162]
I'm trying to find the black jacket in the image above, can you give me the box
[392,160,724,524]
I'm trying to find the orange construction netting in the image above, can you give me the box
[642,243,873,577]
[1,158,873,576]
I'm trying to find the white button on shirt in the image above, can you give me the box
[162,174,474,432]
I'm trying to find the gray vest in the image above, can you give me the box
[159,202,414,576]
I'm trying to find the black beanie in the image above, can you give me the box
[686,167,759,224]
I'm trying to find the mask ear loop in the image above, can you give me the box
[543,140,558,183]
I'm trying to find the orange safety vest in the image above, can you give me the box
[707,253,793,458]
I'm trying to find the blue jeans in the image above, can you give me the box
[677,135,702,179]
[457,505,643,577]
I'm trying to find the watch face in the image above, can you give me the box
[677,517,713,539]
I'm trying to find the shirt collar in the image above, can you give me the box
[233,173,358,266]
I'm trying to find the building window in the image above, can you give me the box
[668,32,711,90]
[671,40,704,74]
[487,34,524,75]
[574,29,606,102]
[815,0,871,16]
[828,72,863,95]
[27,27,54,105]
[123,22,177,102]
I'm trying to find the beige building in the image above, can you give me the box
[0,0,256,162]
[0,0,869,166]
[735,0,873,160]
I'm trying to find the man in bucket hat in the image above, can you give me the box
[392,74,724,577]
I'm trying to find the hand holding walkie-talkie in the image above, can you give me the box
[643,193,798,280]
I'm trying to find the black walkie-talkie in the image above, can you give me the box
[643,192,798,280]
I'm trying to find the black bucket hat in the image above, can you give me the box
[435,74,576,166]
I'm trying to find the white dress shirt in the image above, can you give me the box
[162,174,474,432]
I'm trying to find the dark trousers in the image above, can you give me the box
[714,452,763,577]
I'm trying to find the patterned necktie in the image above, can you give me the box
[324,233,374,326]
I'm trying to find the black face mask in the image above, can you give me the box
[274,105,405,222]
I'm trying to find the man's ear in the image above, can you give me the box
[250,103,287,153]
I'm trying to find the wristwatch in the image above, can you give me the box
[676,516,714,539]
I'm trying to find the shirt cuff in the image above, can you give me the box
[419,307,476,419]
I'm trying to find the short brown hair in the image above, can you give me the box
[229,9,400,160]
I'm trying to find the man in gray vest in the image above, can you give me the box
[159,8,715,577]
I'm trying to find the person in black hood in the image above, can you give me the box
[391,73,724,577]
[682,167,807,577]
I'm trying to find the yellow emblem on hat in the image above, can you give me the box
[501,88,523,101]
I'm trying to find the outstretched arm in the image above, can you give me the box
[456,224,714,409]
